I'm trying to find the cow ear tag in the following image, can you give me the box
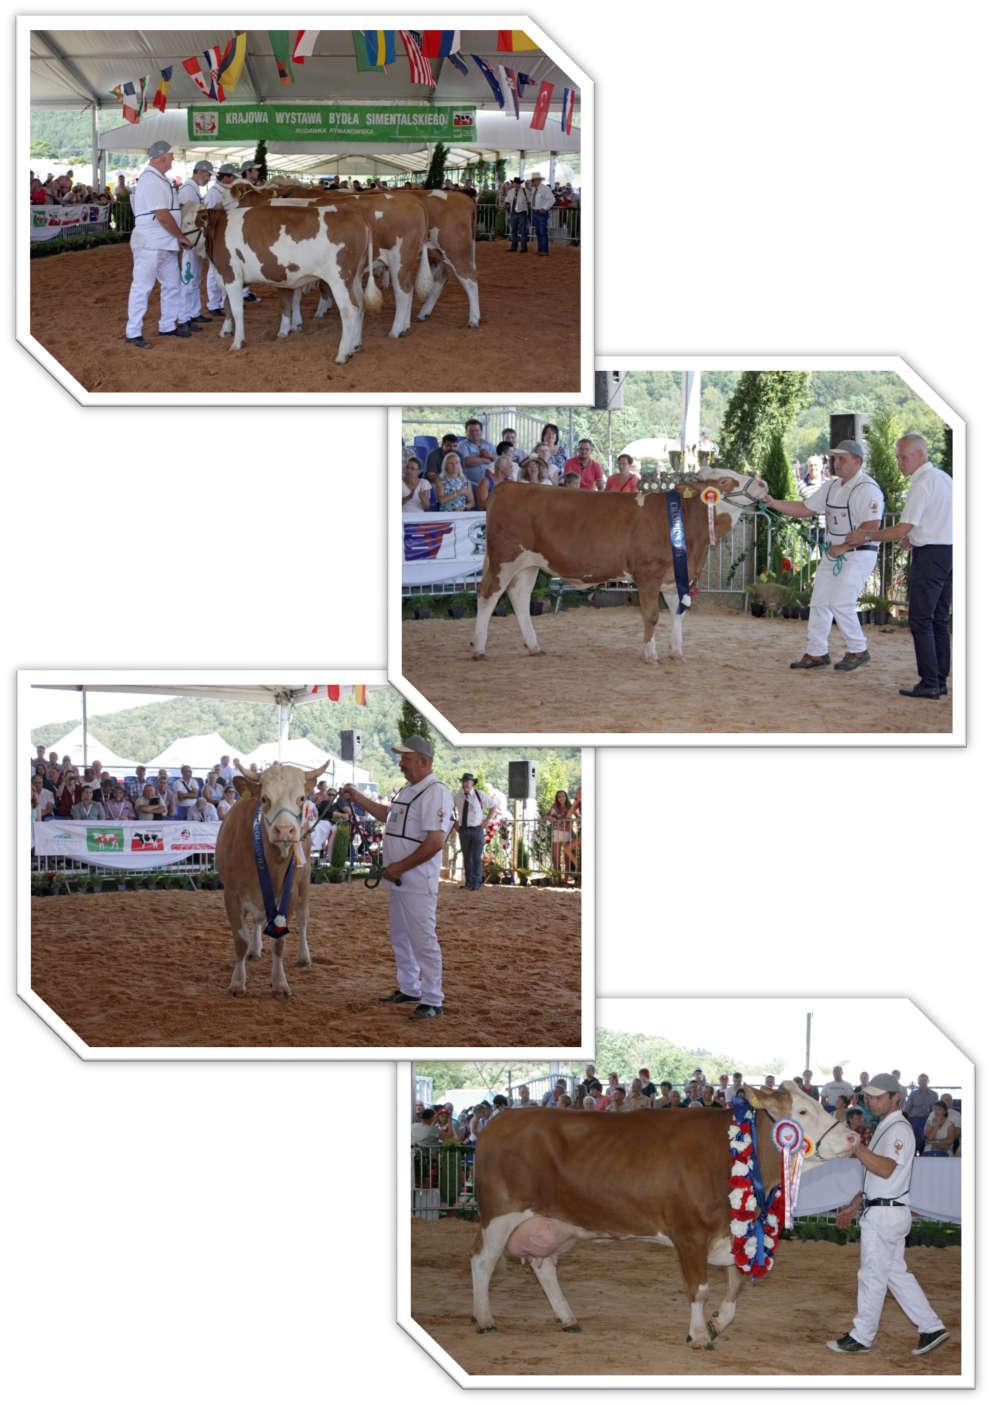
[681,486,694,499]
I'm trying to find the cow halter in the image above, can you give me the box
[812,1114,851,1158]
[714,474,764,508]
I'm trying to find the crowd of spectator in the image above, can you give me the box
[30,169,113,206]
[28,747,253,823]
[412,1063,962,1157]
[402,419,641,513]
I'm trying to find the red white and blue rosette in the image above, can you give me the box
[771,1118,805,1228]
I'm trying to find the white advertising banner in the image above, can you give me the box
[795,1156,960,1223]
[30,203,111,242]
[402,510,487,586]
[33,819,220,870]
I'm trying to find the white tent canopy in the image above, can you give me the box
[245,739,370,787]
[45,724,139,771]
[146,731,242,770]
[621,436,682,462]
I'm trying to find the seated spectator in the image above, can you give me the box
[922,1101,956,1156]
[187,794,220,823]
[71,786,105,820]
[925,1093,961,1138]
[202,770,225,805]
[542,1078,568,1107]
[104,785,135,820]
[606,1087,628,1112]
[30,177,50,205]
[563,439,604,491]
[606,453,641,493]
[517,458,543,485]
[625,1078,650,1111]
[563,470,581,488]
[125,765,149,799]
[700,1085,716,1106]
[498,427,526,465]
[532,422,567,479]
[153,777,177,817]
[217,785,239,820]
[511,1084,533,1108]
[171,765,200,817]
[402,458,431,512]
[31,776,55,820]
[582,1095,598,1111]
[846,1107,872,1146]
[833,1094,851,1121]
[455,419,497,486]
[436,452,475,511]
[135,784,167,819]
[473,457,498,510]
[533,443,561,485]
[424,433,461,480]
[656,1080,673,1106]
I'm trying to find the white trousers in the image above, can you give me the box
[388,884,443,1007]
[806,549,877,656]
[851,1209,944,1347]
[206,259,226,313]
[179,248,203,322]
[125,246,181,338]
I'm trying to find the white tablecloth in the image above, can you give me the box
[796,1156,960,1223]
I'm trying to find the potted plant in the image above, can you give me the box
[328,824,350,883]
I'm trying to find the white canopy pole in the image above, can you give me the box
[548,148,557,186]
[681,370,701,463]
[81,688,88,766]
[277,704,291,761]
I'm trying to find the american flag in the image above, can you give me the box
[399,30,435,86]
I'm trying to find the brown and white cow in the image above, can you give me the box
[179,199,368,363]
[215,762,326,997]
[406,188,480,327]
[471,1083,857,1347]
[222,184,433,340]
[472,469,770,664]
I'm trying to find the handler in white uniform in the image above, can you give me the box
[340,735,453,1021]
[203,163,239,313]
[176,159,214,327]
[827,1073,949,1357]
[124,141,193,347]
[765,439,884,671]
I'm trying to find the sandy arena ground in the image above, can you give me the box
[29,241,580,395]
[402,603,953,735]
[30,880,580,1049]
[411,1219,961,1378]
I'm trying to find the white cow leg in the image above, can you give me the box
[229,924,249,996]
[506,567,544,655]
[416,265,448,321]
[661,583,687,660]
[470,1212,530,1331]
[276,291,293,338]
[296,898,311,967]
[688,1282,712,1350]
[225,282,247,350]
[292,286,304,332]
[639,575,662,664]
[457,273,481,328]
[390,277,414,338]
[708,1266,744,1339]
[471,586,502,660]
[249,918,263,959]
[327,273,360,364]
[529,1258,580,1331]
[270,933,292,997]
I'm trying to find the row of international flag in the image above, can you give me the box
[308,685,369,705]
[109,28,575,136]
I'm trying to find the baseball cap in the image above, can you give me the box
[861,1073,902,1096]
[392,735,433,759]
[217,163,238,177]
[828,439,865,460]
[147,141,172,159]
[193,160,214,174]
[240,159,260,175]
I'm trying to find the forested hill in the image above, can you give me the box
[31,108,144,166]
[405,369,947,464]
[31,693,580,803]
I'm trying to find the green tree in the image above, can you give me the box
[939,424,953,476]
[865,409,905,515]
[399,699,431,745]
[424,141,449,189]
[719,371,813,472]
[328,821,351,876]
[253,140,268,181]
[536,755,573,816]
[764,432,796,501]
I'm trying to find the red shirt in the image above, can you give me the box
[564,456,603,491]
[605,472,640,493]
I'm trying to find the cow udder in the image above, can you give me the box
[506,1216,592,1267]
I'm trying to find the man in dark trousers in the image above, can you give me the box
[845,433,952,699]
[451,773,497,891]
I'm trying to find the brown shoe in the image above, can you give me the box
[789,654,831,669]
[834,650,871,671]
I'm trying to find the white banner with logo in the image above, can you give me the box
[402,510,487,586]
[30,203,111,242]
[795,1156,960,1223]
[33,819,220,870]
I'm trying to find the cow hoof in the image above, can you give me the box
[526,649,546,658]
[227,986,246,997]
[475,1325,497,1334]
[271,986,292,998]
[246,951,260,961]
[471,653,486,662]
[468,319,481,329]
[561,1323,581,1333]
[669,652,685,663]
[296,958,312,968]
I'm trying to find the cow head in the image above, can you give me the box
[696,467,769,518]
[744,1079,858,1165]
[240,762,328,854]
[180,201,211,237]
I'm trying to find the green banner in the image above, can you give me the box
[86,827,124,853]
[187,103,476,144]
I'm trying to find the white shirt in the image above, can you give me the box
[382,774,454,894]
[188,801,219,823]
[926,1105,961,1130]
[820,1078,854,1105]
[863,1109,916,1201]
[804,470,885,547]
[455,787,496,828]
[177,179,203,208]
[506,185,531,213]
[204,182,227,210]
[900,461,952,546]
[530,182,556,212]
[131,166,180,251]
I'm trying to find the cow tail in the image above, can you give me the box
[363,235,383,313]
[415,242,434,301]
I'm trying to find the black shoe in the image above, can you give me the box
[158,325,192,338]
[834,650,870,671]
[179,320,202,332]
[826,1334,870,1354]
[190,313,214,323]
[790,653,831,670]
[124,335,151,349]
[378,990,419,1004]
[899,684,942,699]
[409,1003,442,1020]
[940,683,948,695]
[912,1329,949,1356]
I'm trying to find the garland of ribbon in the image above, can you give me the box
[727,1095,784,1277]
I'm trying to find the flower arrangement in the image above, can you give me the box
[727,1098,783,1277]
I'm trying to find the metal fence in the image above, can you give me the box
[445,814,581,884]
[31,850,215,878]
[475,202,580,244]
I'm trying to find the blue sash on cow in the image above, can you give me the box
[252,806,295,937]
[665,490,692,615]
